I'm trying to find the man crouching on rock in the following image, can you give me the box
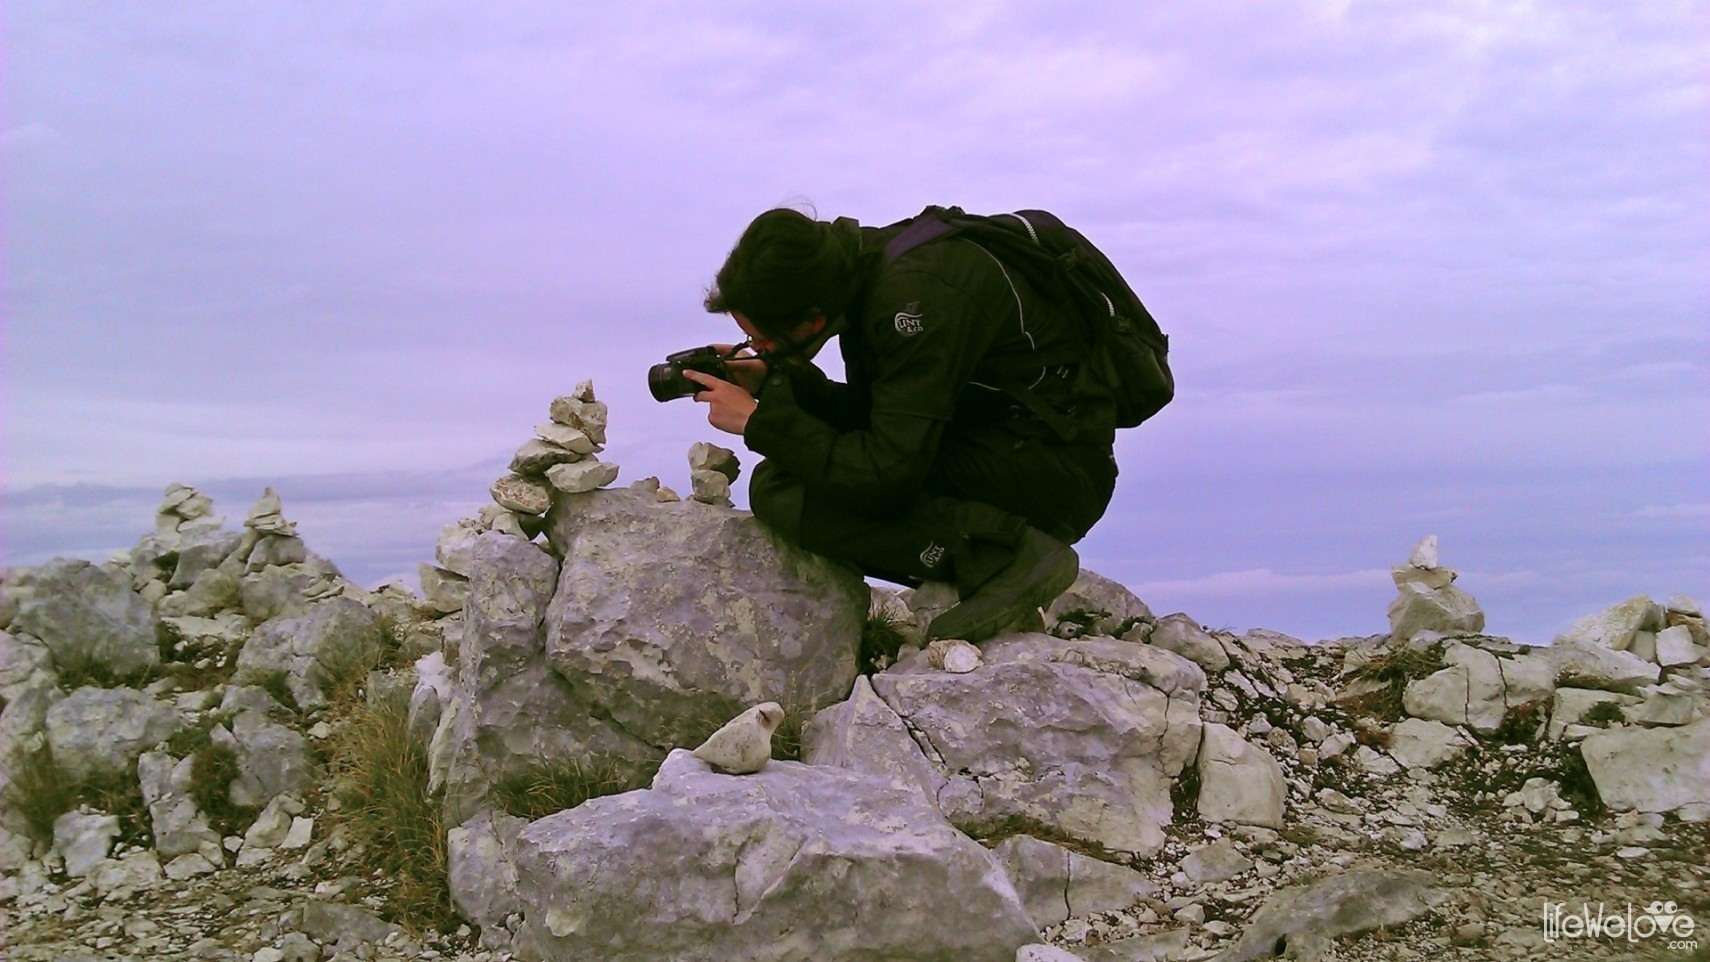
[683,207,1118,642]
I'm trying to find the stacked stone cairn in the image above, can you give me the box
[417,380,618,618]
[1385,534,1484,642]
[686,441,740,507]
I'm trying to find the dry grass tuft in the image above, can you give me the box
[491,757,652,821]
[1339,641,1447,721]
[323,687,455,932]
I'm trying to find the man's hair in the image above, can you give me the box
[704,208,857,336]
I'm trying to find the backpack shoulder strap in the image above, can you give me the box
[882,209,961,263]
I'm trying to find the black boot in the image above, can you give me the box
[927,527,1079,643]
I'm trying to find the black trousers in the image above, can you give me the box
[749,423,1117,589]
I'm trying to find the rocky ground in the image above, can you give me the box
[3,391,1707,962]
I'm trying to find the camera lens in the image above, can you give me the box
[647,363,696,402]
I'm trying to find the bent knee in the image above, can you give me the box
[747,460,804,541]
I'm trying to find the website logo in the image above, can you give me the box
[1543,900,1697,948]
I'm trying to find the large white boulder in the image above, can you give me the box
[448,810,529,950]
[1547,639,1662,692]
[0,630,56,704]
[509,749,1037,962]
[1402,644,1553,734]
[993,834,1156,928]
[9,559,160,677]
[1148,613,1230,671]
[1656,625,1708,667]
[1211,867,1446,962]
[1386,717,1470,769]
[1386,583,1484,641]
[806,633,1203,857]
[53,809,120,878]
[431,532,651,823]
[1044,569,1153,637]
[234,597,384,709]
[137,750,225,864]
[1580,717,1710,813]
[1196,722,1285,828]
[227,708,314,809]
[801,675,944,804]
[169,527,244,588]
[543,486,865,754]
[1555,595,1664,651]
[45,687,183,780]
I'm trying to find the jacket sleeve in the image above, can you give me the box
[743,264,1004,505]
[771,362,861,431]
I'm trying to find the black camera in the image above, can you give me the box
[647,345,733,402]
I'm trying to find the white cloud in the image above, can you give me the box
[1132,567,1390,599]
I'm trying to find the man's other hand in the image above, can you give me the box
[684,369,758,436]
[710,344,768,394]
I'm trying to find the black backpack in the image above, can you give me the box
[883,206,1175,429]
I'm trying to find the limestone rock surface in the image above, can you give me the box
[44,686,183,780]
[234,597,384,709]
[543,487,864,755]
[509,749,1036,962]
[808,632,1203,856]
[1580,716,1710,813]
[10,559,160,677]
[1211,867,1446,962]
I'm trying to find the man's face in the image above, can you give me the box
[733,312,829,359]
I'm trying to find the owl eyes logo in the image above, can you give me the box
[894,301,924,335]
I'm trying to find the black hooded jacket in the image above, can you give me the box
[741,211,1110,507]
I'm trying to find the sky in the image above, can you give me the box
[4,2,1707,644]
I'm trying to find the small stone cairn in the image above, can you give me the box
[687,441,740,507]
[1385,534,1485,642]
[419,382,751,614]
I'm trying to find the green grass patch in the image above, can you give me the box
[1338,641,1447,721]
[160,637,246,692]
[156,620,183,664]
[1110,615,1149,637]
[1470,741,1605,819]
[7,747,152,847]
[772,710,806,762]
[51,648,157,690]
[859,611,911,674]
[491,756,653,821]
[1555,670,1631,694]
[187,743,254,837]
[1353,724,1393,750]
[1582,699,1625,726]
[1490,699,1547,744]
[165,715,221,758]
[254,670,303,715]
[318,615,411,706]
[1049,607,1108,638]
[1170,756,1202,821]
[9,748,78,842]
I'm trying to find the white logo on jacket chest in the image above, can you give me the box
[894,302,924,335]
